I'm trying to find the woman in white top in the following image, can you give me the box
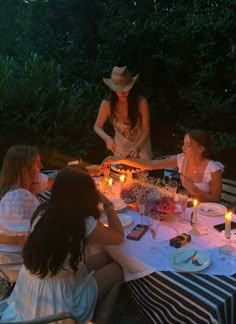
[0,145,52,249]
[104,129,224,202]
[1,166,124,323]
[94,66,152,159]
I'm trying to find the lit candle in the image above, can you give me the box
[119,175,125,192]
[225,211,232,239]
[192,199,198,224]
[108,178,113,187]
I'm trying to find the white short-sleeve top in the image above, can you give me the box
[0,173,49,252]
[177,153,224,193]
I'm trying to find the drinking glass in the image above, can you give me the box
[148,213,161,253]
[168,179,178,198]
[178,189,189,223]
[136,194,146,225]
[103,166,110,181]
[98,177,107,194]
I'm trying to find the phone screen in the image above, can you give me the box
[214,221,236,232]
[127,224,148,240]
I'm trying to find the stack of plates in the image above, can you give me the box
[198,203,226,216]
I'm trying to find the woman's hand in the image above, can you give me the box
[106,137,116,152]
[181,175,200,197]
[86,164,102,177]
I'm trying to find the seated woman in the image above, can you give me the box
[1,166,124,323]
[105,129,223,202]
[0,145,53,249]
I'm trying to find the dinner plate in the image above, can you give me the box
[157,224,179,241]
[198,203,226,216]
[103,213,133,228]
[99,199,127,212]
[169,248,211,273]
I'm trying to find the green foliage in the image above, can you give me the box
[0,0,235,176]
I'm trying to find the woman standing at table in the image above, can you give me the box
[94,65,152,159]
[105,129,223,202]
[1,166,124,324]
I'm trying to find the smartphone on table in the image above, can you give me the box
[214,221,236,232]
[127,224,149,241]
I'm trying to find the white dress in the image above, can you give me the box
[177,153,224,193]
[0,173,48,253]
[1,216,98,324]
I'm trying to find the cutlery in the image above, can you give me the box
[174,250,197,265]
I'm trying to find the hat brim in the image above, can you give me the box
[103,74,139,92]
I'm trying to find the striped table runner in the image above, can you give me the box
[127,271,236,324]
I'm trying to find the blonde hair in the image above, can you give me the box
[0,145,38,198]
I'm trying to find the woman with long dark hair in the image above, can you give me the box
[104,129,223,202]
[1,166,124,323]
[94,66,152,159]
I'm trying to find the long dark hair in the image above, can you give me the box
[23,166,100,278]
[109,87,141,129]
[187,129,212,159]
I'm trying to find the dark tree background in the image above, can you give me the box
[0,0,235,177]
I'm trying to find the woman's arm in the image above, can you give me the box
[94,100,115,152]
[129,97,150,158]
[86,193,124,245]
[107,155,178,171]
[181,170,222,202]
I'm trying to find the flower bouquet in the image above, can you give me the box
[120,177,176,220]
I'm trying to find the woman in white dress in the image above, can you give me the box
[1,166,124,323]
[104,129,224,202]
[94,66,152,159]
[0,145,53,281]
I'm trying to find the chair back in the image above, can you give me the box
[220,178,236,211]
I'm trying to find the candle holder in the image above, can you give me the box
[220,236,234,255]
[219,212,235,255]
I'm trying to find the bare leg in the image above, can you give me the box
[94,262,123,324]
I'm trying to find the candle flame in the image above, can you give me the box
[120,175,125,182]
[108,178,113,186]
[193,199,198,207]
[225,211,232,222]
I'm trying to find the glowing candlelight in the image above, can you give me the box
[225,211,232,239]
[119,175,125,192]
[108,178,113,187]
[192,199,198,224]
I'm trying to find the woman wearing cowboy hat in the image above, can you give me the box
[94,66,152,159]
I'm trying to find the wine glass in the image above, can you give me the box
[178,189,189,223]
[148,213,161,253]
[136,194,146,225]
[103,166,110,181]
[168,179,178,198]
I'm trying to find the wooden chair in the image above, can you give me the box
[220,178,236,211]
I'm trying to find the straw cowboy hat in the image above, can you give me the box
[103,66,139,92]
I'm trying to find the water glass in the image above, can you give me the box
[178,189,189,223]
[168,179,178,198]
[148,213,160,253]
[136,194,146,224]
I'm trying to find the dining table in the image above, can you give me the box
[92,178,236,324]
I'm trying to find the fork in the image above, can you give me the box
[174,250,197,265]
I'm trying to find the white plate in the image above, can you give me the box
[169,248,211,273]
[103,213,133,228]
[99,199,127,212]
[198,203,226,216]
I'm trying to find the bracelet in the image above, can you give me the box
[103,202,114,211]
